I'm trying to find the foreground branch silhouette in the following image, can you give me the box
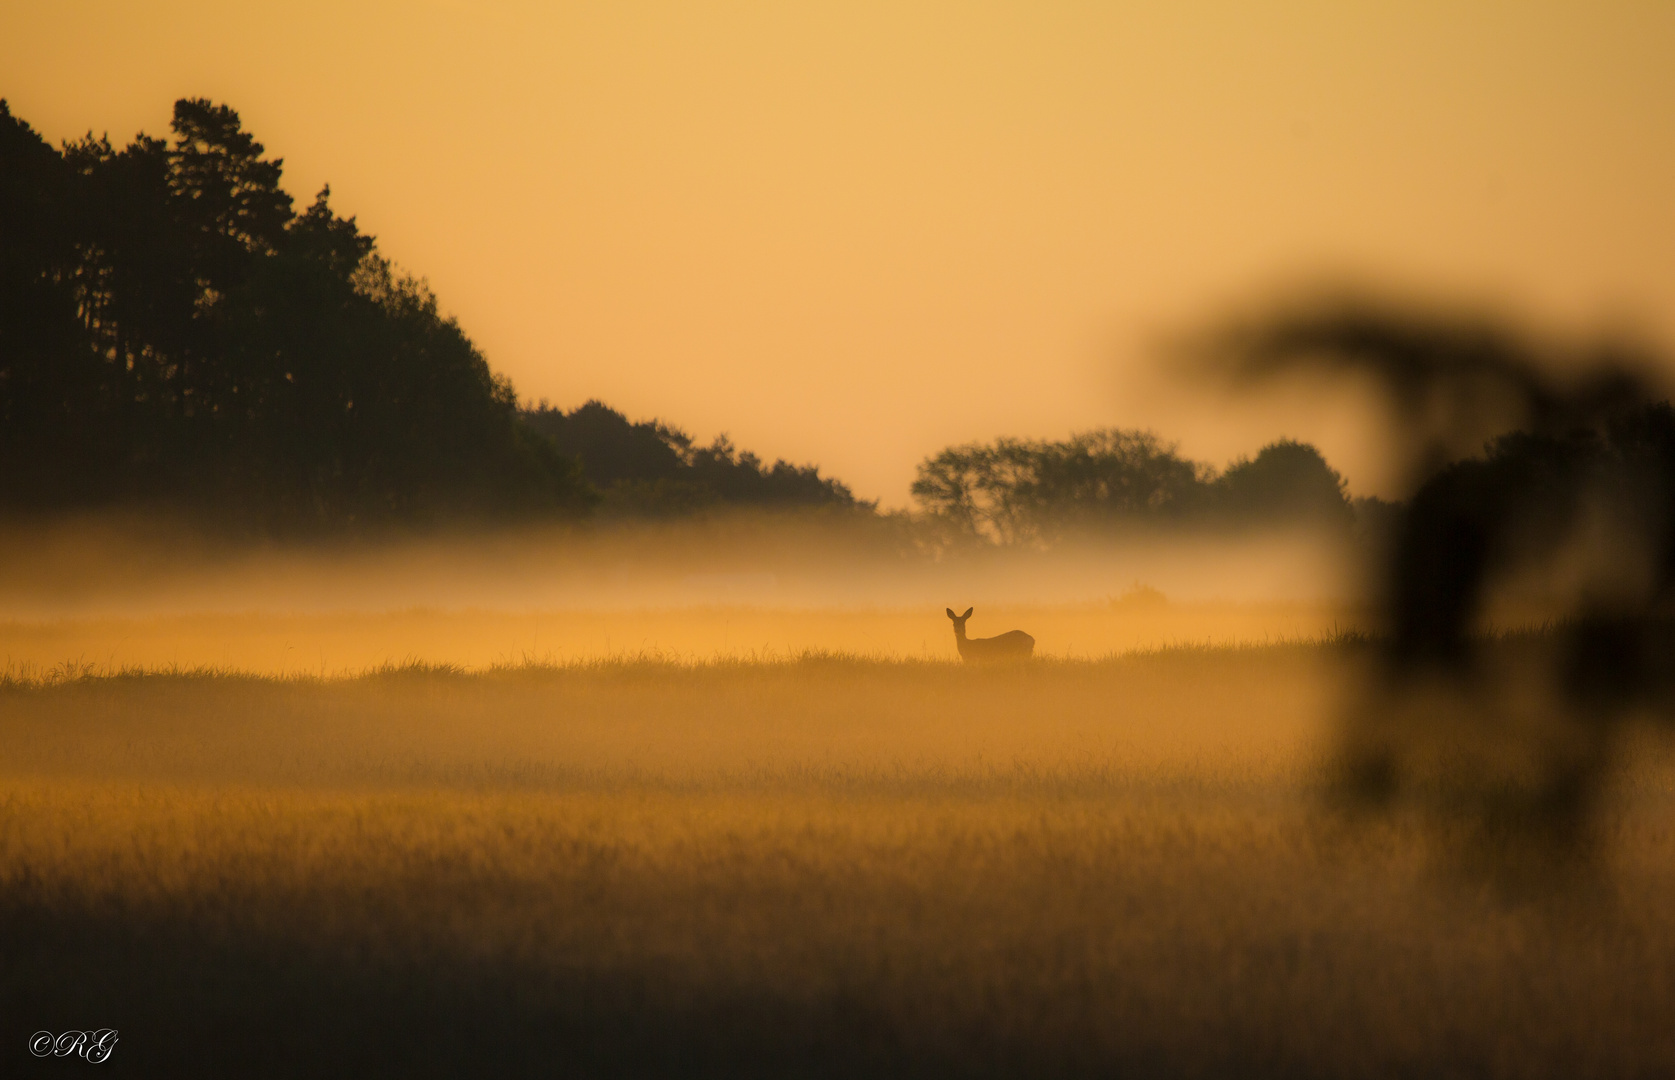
[1200,291,1675,872]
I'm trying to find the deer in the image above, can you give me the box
[945,607,1035,662]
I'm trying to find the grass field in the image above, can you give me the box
[0,599,1357,674]
[5,646,1675,1077]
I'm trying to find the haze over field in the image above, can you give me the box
[0,510,1358,674]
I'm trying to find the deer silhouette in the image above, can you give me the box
[945,607,1035,662]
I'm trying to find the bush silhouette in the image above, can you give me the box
[522,400,863,514]
[911,428,1351,544]
[1217,439,1353,527]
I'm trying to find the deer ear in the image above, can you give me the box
[945,608,956,619]
[961,607,974,619]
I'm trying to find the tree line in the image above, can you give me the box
[1,97,598,528]
[0,97,868,529]
[0,95,1374,538]
[521,401,864,514]
[911,429,1358,545]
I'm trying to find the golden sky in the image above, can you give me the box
[5,1,1674,502]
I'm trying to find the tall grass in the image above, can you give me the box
[3,643,1674,1077]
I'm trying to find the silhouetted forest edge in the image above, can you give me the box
[0,95,1548,547]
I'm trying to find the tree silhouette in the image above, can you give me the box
[0,97,594,528]
[0,100,97,506]
[1217,439,1353,527]
[523,400,688,487]
[522,400,862,513]
[911,428,1349,544]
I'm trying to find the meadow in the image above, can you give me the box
[0,599,1351,674]
[6,637,1675,1077]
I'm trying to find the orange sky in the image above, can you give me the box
[5,2,1674,503]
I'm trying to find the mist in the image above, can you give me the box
[0,512,1357,674]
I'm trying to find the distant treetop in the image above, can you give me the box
[912,428,1353,544]
[522,401,865,514]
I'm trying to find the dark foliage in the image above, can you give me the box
[911,428,1351,544]
[1217,439,1353,529]
[523,400,686,486]
[0,98,594,529]
[522,400,864,514]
